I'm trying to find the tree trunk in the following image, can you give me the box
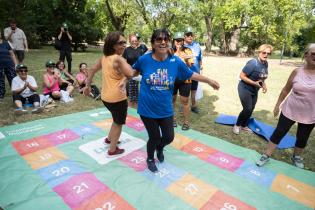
[228,27,240,55]
[204,16,213,52]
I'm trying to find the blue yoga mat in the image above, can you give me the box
[215,114,296,149]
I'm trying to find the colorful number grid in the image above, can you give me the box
[12,125,135,210]
[118,149,256,210]
[171,133,315,209]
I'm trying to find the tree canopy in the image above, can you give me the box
[0,0,313,55]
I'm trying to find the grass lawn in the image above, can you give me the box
[1,46,314,172]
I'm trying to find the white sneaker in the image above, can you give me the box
[32,107,43,114]
[241,126,253,133]
[291,155,304,169]
[256,154,270,167]
[232,125,240,134]
[15,108,27,115]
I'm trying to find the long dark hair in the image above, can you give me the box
[103,31,124,56]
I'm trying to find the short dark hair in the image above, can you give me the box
[79,62,87,69]
[150,28,170,45]
[103,31,124,56]
[56,60,65,69]
[9,19,16,24]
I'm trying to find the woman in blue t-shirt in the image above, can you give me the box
[233,44,273,135]
[133,29,220,172]
[0,33,17,100]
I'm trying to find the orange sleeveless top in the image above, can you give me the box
[101,55,127,103]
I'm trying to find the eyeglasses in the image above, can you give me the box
[185,33,193,37]
[19,69,28,73]
[155,37,170,43]
[47,65,55,68]
[116,41,127,45]
[261,51,271,55]
[175,39,184,42]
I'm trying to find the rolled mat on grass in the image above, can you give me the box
[215,114,296,149]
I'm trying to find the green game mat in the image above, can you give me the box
[0,108,314,210]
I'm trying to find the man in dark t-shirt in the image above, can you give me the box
[58,23,72,74]
[122,34,148,108]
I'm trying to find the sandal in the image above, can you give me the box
[182,123,190,130]
[173,120,177,127]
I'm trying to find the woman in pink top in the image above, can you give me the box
[256,44,315,169]
[43,60,62,100]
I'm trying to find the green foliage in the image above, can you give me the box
[0,0,313,54]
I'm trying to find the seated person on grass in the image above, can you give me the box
[76,62,100,100]
[11,64,43,114]
[55,60,76,96]
[43,60,61,100]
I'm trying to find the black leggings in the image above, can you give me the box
[140,115,174,160]
[271,113,315,148]
[236,84,258,127]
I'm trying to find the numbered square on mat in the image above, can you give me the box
[74,191,135,210]
[119,149,147,171]
[126,118,145,131]
[79,132,146,165]
[167,174,218,209]
[37,160,85,188]
[142,162,186,189]
[53,173,108,209]
[71,124,102,137]
[45,129,80,146]
[171,133,193,150]
[23,147,67,170]
[271,174,315,208]
[200,190,256,210]
[12,136,52,156]
[207,151,244,172]
[93,119,113,130]
[235,161,276,188]
[181,141,217,161]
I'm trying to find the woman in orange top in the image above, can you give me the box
[84,31,134,157]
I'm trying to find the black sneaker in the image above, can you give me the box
[157,149,164,163]
[191,106,199,113]
[146,159,158,172]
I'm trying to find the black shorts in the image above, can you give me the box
[12,93,40,104]
[191,80,198,91]
[44,92,60,100]
[173,81,191,97]
[102,99,128,125]
[14,50,25,62]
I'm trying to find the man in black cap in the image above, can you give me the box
[58,23,72,74]
[11,64,42,114]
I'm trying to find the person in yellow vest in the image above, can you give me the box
[84,31,134,157]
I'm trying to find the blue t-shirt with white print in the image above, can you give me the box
[133,52,194,118]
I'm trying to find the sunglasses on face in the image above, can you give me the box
[175,39,184,42]
[116,41,127,45]
[261,51,271,56]
[48,65,55,68]
[185,33,193,37]
[155,37,170,43]
[19,69,28,73]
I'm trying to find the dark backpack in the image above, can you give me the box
[91,85,100,99]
